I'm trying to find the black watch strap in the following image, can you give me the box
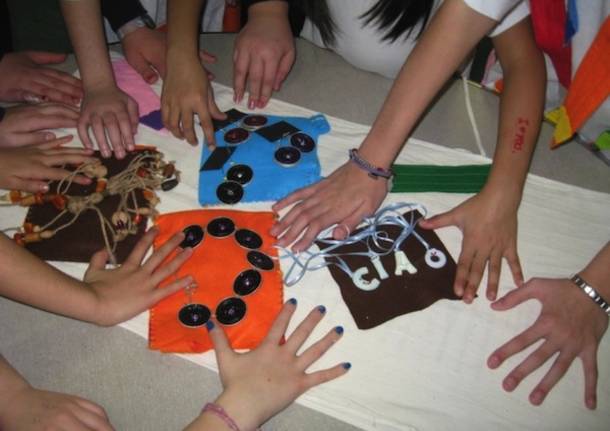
[101,0,148,33]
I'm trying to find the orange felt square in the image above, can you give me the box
[149,209,283,353]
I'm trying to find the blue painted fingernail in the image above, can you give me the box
[206,320,215,331]
[335,326,344,335]
[288,298,297,305]
[342,362,351,370]
[317,305,326,314]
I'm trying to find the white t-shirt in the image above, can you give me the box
[300,0,529,79]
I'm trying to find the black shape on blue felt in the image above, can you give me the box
[247,250,274,271]
[201,147,236,171]
[207,217,236,237]
[178,303,211,327]
[227,164,253,185]
[216,181,244,204]
[235,228,263,250]
[140,109,164,130]
[180,225,204,248]
[216,297,247,325]
[224,128,250,145]
[290,132,316,153]
[242,115,268,129]
[233,269,262,296]
[212,109,248,131]
[274,146,301,167]
[255,121,300,142]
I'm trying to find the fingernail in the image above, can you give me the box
[488,355,500,369]
[40,184,49,192]
[248,100,255,110]
[72,97,81,105]
[206,320,215,331]
[335,326,344,335]
[586,396,596,410]
[45,133,55,140]
[317,305,326,314]
[342,362,351,370]
[288,298,297,305]
[504,377,517,391]
[530,390,544,405]
[455,286,464,297]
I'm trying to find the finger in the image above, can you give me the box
[454,244,476,299]
[207,88,226,121]
[33,134,75,149]
[286,305,327,354]
[42,152,96,167]
[167,104,184,140]
[115,109,135,154]
[9,177,50,194]
[26,50,68,65]
[247,57,264,109]
[291,211,340,252]
[233,49,250,103]
[488,322,546,369]
[297,325,344,370]
[78,118,94,150]
[27,81,80,106]
[37,102,80,119]
[331,204,370,240]
[197,104,215,148]
[20,113,79,132]
[502,341,555,392]
[207,318,234,363]
[271,183,320,215]
[258,57,279,108]
[102,112,126,159]
[144,230,187,271]
[506,247,524,287]
[10,131,57,146]
[529,351,576,406]
[263,298,298,346]
[150,275,195,304]
[581,347,599,410]
[125,227,159,268]
[181,107,198,146]
[273,50,295,91]
[35,73,83,101]
[276,203,328,249]
[126,98,139,133]
[89,249,110,271]
[128,52,159,84]
[303,363,350,390]
[463,249,488,304]
[486,250,502,301]
[91,114,111,158]
[70,403,114,431]
[150,247,194,284]
[73,397,110,420]
[419,210,456,230]
[490,281,536,311]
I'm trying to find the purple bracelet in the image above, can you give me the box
[348,149,393,179]
[203,403,242,431]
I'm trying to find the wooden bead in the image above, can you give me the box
[95,179,107,193]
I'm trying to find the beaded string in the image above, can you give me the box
[277,202,432,286]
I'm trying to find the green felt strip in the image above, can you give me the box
[390,164,491,193]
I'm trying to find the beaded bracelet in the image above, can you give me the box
[348,148,393,180]
[202,403,241,431]
[571,274,610,316]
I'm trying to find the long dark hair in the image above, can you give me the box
[297,0,434,46]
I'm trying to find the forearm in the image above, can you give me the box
[580,242,610,298]
[359,0,497,168]
[248,0,289,19]
[0,234,96,323]
[184,391,261,431]
[60,0,115,90]
[0,355,29,417]
[167,0,206,62]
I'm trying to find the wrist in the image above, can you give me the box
[570,274,610,317]
[248,0,289,19]
[213,390,264,431]
[117,14,155,40]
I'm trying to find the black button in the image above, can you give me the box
[216,297,247,325]
[290,132,315,153]
[224,128,250,145]
[216,181,244,204]
[178,303,211,327]
[207,217,236,237]
[235,228,263,250]
[226,164,253,186]
[233,269,262,296]
[242,115,268,129]
[180,225,204,248]
[161,178,179,191]
[247,250,274,271]
[274,147,301,167]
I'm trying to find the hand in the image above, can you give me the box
[122,27,218,84]
[0,103,79,147]
[78,83,139,159]
[0,386,113,431]
[271,162,388,252]
[197,300,348,431]
[84,228,194,326]
[162,55,225,147]
[0,136,95,193]
[233,2,295,108]
[0,51,83,105]
[419,187,523,303]
[487,277,608,409]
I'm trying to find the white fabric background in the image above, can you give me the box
[2,76,609,430]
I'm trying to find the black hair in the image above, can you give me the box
[297,0,434,46]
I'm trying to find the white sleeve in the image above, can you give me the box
[462,0,530,37]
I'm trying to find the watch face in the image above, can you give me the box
[226,164,253,186]
[216,297,247,325]
[233,269,262,296]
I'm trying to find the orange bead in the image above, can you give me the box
[51,195,67,211]
[13,233,24,246]
[9,190,22,203]
[96,179,107,193]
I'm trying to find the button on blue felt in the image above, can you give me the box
[198,112,330,205]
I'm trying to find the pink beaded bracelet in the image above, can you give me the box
[202,403,241,431]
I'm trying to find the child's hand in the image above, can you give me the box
[234,1,295,109]
[419,187,524,302]
[0,51,83,105]
[190,300,349,431]
[0,135,95,193]
[162,55,225,147]
[0,386,113,431]
[0,103,80,147]
[84,228,193,327]
[78,83,139,159]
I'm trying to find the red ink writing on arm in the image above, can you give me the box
[512,117,530,153]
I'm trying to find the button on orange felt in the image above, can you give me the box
[149,209,283,353]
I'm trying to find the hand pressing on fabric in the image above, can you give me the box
[78,83,139,159]
[234,0,295,109]
[185,300,349,431]
[419,186,523,303]
[271,162,388,252]
[487,276,608,409]
[0,51,83,105]
[83,228,194,327]
[0,135,95,193]
[0,103,79,147]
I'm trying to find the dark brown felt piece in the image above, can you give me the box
[24,151,152,264]
[316,211,458,329]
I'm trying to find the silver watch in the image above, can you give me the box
[117,14,156,40]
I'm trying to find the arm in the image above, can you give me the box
[420,17,546,302]
[162,0,225,147]
[489,242,610,409]
[60,0,139,159]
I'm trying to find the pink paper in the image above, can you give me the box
[112,59,161,116]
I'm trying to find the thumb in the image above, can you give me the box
[490,283,533,311]
[207,318,234,363]
[128,54,159,84]
[89,249,110,271]
[25,51,67,65]
[419,211,456,230]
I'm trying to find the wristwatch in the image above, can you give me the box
[116,13,156,40]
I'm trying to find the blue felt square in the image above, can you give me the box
[198,111,330,205]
